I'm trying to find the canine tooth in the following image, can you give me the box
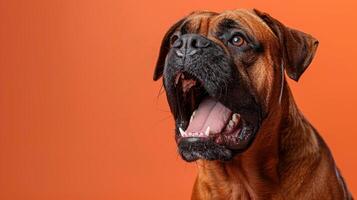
[192,110,196,117]
[205,126,210,136]
[232,113,239,123]
[179,128,185,137]
[190,115,194,123]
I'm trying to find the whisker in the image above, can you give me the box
[156,84,165,100]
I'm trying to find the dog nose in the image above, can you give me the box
[172,34,210,57]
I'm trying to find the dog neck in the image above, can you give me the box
[191,83,322,200]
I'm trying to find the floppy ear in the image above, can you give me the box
[153,18,186,81]
[253,9,319,81]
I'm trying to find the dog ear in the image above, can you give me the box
[253,9,319,81]
[153,18,186,81]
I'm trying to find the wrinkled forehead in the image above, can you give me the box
[181,9,275,40]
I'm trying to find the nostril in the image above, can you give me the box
[189,37,210,49]
[190,38,198,48]
[172,38,182,48]
[197,39,209,48]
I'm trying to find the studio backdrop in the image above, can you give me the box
[0,0,356,199]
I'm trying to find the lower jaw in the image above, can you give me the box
[178,138,234,162]
[176,128,255,162]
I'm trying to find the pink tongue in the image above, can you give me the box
[186,97,232,134]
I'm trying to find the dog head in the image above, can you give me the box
[153,9,318,162]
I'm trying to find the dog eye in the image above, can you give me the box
[229,35,245,47]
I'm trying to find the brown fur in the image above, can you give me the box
[190,10,352,200]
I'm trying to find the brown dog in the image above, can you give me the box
[153,9,353,200]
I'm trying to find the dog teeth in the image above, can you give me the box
[205,126,210,136]
[189,110,197,123]
[229,120,235,127]
[181,126,210,138]
[225,115,240,132]
[179,127,186,137]
[232,113,240,123]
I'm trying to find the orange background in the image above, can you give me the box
[0,0,356,199]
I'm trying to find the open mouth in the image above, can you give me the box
[173,71,255,160]
[178,96,245,147]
